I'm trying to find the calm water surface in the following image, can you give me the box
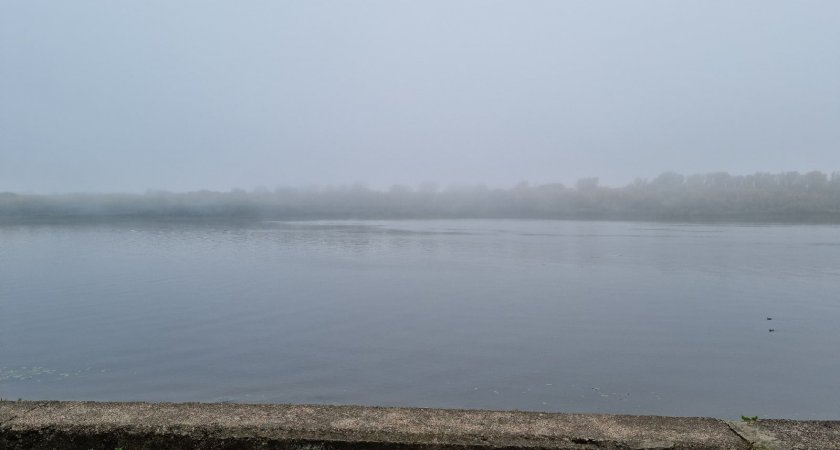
[1,220,838,418]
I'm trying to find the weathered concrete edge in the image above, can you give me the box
[726,418,840,450]
[0,401,833,450]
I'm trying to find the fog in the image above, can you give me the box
[2,1,839,193]
[2,171,840,222]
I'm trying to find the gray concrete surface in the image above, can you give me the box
[0,402,20,426]
[0,401,834,449]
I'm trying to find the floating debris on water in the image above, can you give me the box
[0,366,55,382]
[0,365,100,382]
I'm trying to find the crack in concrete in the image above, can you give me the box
[722,420,754,449]
[724,420,791,450]
[0,402,47,428]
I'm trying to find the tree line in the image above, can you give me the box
[2,171,840,222]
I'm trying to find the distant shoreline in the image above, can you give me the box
[4,171,840,224]
[3,213,840,225]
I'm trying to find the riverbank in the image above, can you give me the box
[1,401,837,449]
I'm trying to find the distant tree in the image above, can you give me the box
[2,171,840,222]
[652,171,685,188]
[576,177,599,191]
[804,171,828,191]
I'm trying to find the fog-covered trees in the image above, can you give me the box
[2,171,840,222]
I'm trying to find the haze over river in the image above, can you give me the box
[1,220,838,419]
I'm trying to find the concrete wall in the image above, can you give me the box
[1,401,837,449]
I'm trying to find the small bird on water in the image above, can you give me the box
[767,317,773,320]
[769,329,776,332]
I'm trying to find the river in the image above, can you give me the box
[1,219,838,418]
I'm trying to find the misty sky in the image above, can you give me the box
[2,1,839,193]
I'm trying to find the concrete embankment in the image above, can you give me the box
[1,401,837,449]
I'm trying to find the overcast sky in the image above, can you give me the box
[1,1,839,193]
